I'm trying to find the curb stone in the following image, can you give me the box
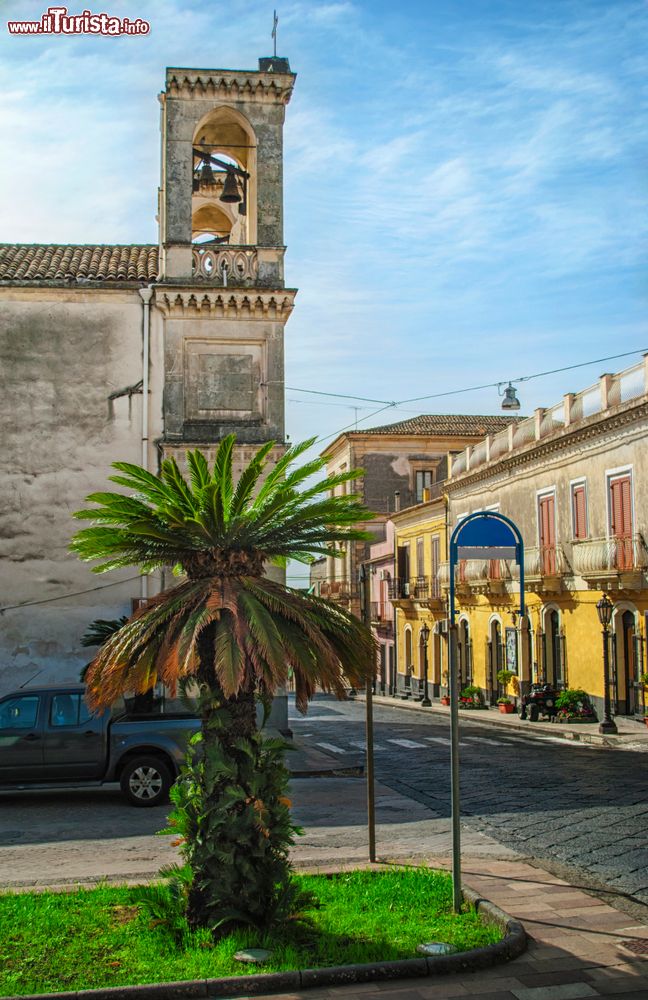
[2,890,527,1000]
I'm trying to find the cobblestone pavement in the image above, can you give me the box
[290,696,648,908]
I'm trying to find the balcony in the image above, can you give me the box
[572,534,648,590]
[437,560,509,597]
[523,545,571,593]
[319,579,354,600]
[370,604,394,636]
[387,577,411,602]
[469,559,512,596]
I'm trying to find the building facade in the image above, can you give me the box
[388,359,648,721]
[317,414,518,618]
[0,57,296,704]
[442,359,648,720]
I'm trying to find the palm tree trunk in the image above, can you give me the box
[184,627,293,934]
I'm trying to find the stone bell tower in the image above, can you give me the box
[156,57,296,457]
[155,58,296,732]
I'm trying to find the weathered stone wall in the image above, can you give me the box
[0,288,163,694]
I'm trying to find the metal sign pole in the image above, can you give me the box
[449,620,461,912]
[447,511,524,916]
[359,563,376,862]
[448,548,461,913]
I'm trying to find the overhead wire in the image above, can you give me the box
[0,575,142,614]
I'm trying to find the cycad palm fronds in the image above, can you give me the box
[71,435,377,711]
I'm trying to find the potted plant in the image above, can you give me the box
[496,668,515,711]
[440,671,450,706]
[554,688,597,723]
[640,672,648,726]
[460,684,485,709]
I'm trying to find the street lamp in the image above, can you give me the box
[420,622,431,707]
[596,594,617,735]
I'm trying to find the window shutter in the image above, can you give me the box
[610,475,633,570]
[572,485,587,539]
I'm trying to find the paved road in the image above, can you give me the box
[290,695,648,906]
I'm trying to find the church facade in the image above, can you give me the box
[0,57,297,703]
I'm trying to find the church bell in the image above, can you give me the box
[220,169,242,203]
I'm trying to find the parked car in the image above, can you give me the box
[0,684,199,806]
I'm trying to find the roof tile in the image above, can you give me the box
[0,244,159,283]
[357,414,521,436]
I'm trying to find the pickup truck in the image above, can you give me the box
[0,684,200,806]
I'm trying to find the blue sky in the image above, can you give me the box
[1,0,647,447]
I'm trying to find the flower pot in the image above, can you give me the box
[644,717,648,728]
[498,702,514,714]
[440,696,450,706]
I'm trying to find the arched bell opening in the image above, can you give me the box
[192,107,257,245]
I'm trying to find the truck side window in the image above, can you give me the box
[50,694,80,727]
[0,696,39,730]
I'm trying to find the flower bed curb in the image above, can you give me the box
[3,889,526,1000]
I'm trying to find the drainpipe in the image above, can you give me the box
[138,285,154,600]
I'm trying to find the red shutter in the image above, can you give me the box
[538,495,556,574]
[572,486,587,540]
[610,476,633,569]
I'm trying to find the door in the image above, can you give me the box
[538,494,556,575]
[42,692,106,779]
[545,610,564,688]
[0,694,43,781]
[614,610,637,716]
[610,476,633,570]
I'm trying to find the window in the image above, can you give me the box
[571,483,588,540]
[416,537,424,575]
[50,694,92,728]
[538,492,556,574]
[0,696,39,730]
[609,473,633,570]
[430,534,441,598]
[415,470,434,503]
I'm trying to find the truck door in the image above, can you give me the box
[42,692,106,779]
[0,694,44,781]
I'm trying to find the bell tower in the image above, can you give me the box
[156,57,296,454]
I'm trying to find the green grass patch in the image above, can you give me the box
[0,868,501,997]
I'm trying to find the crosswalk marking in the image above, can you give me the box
[316,742,346,754]
[388,738,427,749]
[425,736,450,745]
[349,740,388,751]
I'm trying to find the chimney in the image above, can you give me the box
[394,490,400,512]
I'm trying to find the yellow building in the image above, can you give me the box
[391,359,648,723]
[391,496,449,699]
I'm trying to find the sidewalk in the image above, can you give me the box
[356,693,648,748]
[233,857,648,1000]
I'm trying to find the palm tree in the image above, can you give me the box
[71,435,376,933]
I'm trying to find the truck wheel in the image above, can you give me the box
[528,704,539,722]
[119,756,172,807]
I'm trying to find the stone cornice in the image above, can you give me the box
[154,287,296,320]
[165,68,295,106]
[447,399,648,494]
